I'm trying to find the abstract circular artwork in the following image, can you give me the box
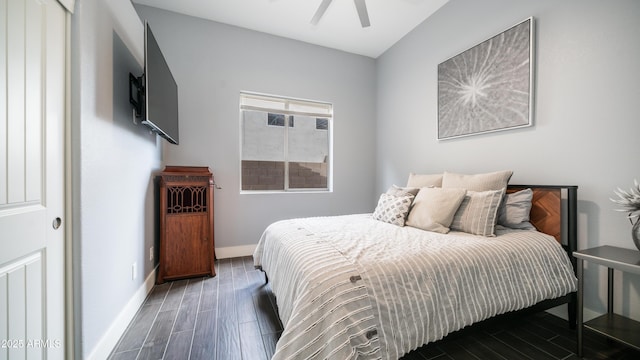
[438,18,533,140]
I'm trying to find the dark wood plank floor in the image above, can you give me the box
[109,256,640,360]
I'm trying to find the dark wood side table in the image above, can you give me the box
[574,245,640,357]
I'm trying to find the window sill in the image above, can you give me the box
[240,189,332,195]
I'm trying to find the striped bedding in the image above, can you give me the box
[253,214,577,360]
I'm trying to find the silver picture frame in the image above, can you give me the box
[437,17,534,140]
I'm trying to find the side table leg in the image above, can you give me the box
[577,258,584,358]
[608,267,614,314]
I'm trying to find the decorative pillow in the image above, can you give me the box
[406,173,443,188]
[441,170,513,191]
[406,187,466,233]
[451,189,505,236]
[386,184,420,197]
[372,193,415,226]
[497,188,536,230]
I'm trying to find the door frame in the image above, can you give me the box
[62,3,74,359]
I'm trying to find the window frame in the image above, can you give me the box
[240,92,333,193]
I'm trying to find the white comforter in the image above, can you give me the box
[253,214,577,360]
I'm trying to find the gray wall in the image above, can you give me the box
[376,0,640,321]
[135,5,377,252]
[71,0,161,357]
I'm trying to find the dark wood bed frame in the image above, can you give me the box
[504,185,578,328]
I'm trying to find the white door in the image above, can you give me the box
[0,0,67,359]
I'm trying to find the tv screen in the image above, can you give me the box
[142,22,179,145]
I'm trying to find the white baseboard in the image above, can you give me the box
[86,266,157,360]
[215,244,256,259]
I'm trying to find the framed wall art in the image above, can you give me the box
[438,17,534,140]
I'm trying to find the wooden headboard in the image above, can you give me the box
[506,185,578,257]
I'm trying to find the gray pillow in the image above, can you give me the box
[451,189,505,236]
[386,184,420,197]
[497,188,535,230]
[406,187,466,233]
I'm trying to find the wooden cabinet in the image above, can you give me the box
[157,166,216,283]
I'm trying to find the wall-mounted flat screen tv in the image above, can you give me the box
[130,22,179,144]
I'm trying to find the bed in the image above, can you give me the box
[254,175,578,360]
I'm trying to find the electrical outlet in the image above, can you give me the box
[132,262,137,280]
[149,247,154,262]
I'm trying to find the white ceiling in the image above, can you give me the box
[132,0,450,58]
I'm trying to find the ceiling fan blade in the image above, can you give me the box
[354,0,370,27]
[311,0,334,25]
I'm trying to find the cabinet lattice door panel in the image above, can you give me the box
[157,166,215,283]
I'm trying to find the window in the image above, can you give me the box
[267,113,294,127]
[316,118,328,130]
[240,92,332,192]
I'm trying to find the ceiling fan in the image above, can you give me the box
[311,0,371,28]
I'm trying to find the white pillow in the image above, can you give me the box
[451,189,505,236]
[406,173,443,188]
[406,187,466,233]
[442,170,513,191]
